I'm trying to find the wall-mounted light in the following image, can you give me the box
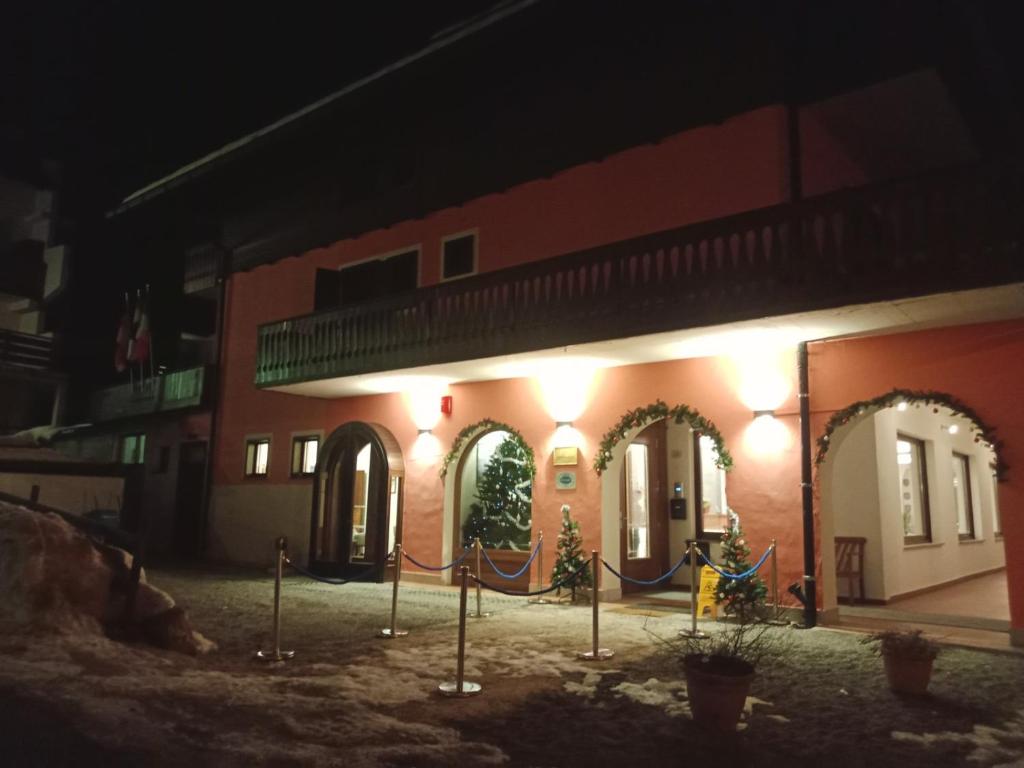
[944,424,960,435]
[556,420,573,428]
[896,401,908,412]
[753,409,776,420]
[418,428,432,436]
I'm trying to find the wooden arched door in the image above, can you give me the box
[309,422,404,580]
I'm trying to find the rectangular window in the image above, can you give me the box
[245,438,270,478]
[291,435,319,477]
[992,469,1002,537]
[120,433,146,465]
[897,435,931,544]
[441,232,476,280]
[624,443,650,559]
[952,453,975,540]
[698,435,729,537]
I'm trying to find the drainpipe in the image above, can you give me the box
[199,244,230,558]
[798,341,816,628]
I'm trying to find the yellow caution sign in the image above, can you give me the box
[696,565,719,619]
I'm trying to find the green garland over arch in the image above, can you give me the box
[439,418,537,480]
[593,400,733,476]
[815,388,1007,481]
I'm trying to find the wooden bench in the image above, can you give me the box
[835,536,867,604]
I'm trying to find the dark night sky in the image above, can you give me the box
[2,0,496,214]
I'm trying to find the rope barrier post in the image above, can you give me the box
[439,566,482,697]
[378,543,408,639]
[256,537,296,662]
[468,537,490,619]
[577,550,613,661]
[679,541,708,639]
[765,538,789,626]
[528,531,550,605]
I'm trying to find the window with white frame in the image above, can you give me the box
[951,452,976,540]
[897,435,931,544]
[441,232,476,280]
[291,435,319,477]
[245,438,270,478]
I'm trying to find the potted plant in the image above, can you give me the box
[860,629,939,695]
[681,621,776,731]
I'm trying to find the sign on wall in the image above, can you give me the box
[555,470,576,490]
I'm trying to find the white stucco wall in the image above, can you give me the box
[831,406,1004,602]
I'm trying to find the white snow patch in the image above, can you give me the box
[611,678,691,718]
[892,709,1024,766]
[564,671,604,699]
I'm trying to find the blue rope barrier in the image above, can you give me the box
[697,545,773,580]
[285,557,386,585]
[600,551,690,587]
[470,559,591,597]
[401,548,470,572]
[479,539,542,580]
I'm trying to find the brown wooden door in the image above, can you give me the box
[619,421,668,592]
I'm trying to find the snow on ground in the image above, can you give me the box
[1,563,1023,767]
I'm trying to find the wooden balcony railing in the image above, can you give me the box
[0,330,55,371]
[90,365,212,423]
[256,166,1024,388]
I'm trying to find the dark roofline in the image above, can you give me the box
[107,0,540,219]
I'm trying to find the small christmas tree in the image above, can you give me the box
[714,516,767,623]
[551,504,592,601]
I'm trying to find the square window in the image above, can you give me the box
[120,433,146,465]
[442,233,476,280]
[245,438,270,478]
[291,435,319,477]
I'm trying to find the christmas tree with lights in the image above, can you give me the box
[715,518,767,622]
[551,504,592,601]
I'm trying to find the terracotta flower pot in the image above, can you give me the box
[883,653,935,695]
[684,654,755,731]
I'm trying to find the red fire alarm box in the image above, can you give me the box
[440,395,453,415]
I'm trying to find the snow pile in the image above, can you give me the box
[0,502,214,654]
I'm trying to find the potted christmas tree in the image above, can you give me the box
[551,504,592,602]
[683,517,771,730]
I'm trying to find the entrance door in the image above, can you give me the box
[310,422,402,580]
[173,441,207,559]
[619,421,668,592]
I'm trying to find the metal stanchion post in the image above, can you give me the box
[256,537,296,662]
[439,566,482,697]
[765,538,788,626]
[468,537,490,618]
[528,531,550,605]
[679,541,708,639]
[379,543,408,638]
[577,550,613,661]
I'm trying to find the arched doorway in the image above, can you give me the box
[309,422,404,580]
[817,390,1008,633]
[596,401,732,597]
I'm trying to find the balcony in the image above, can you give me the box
[90,365,213,423]
[255,166,1024,389]
[0,330,55,371]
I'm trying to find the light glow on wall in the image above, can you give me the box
[744,413,791,455]
[410,431,443,463]
[533,358,602,423]
[393,377,451,431]
[730,336,793,412]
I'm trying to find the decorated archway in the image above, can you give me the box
[596,400,732,598]
[439,419,536,584]
[816,389,1007,620]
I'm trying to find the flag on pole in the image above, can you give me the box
[114,295,133,372]
[129,290,151,363]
